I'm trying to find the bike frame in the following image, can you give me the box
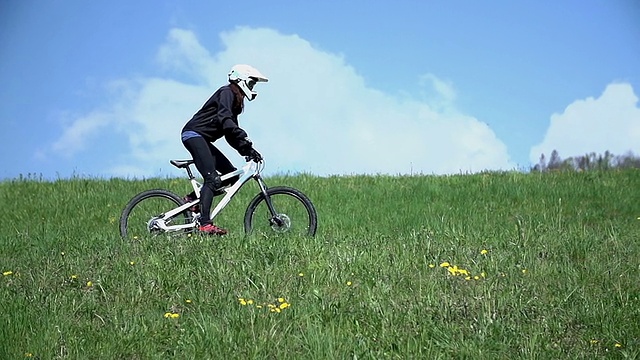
[153,160,276,233]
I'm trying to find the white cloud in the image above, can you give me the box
[51,111,111,156]
[51,27,514,177]
[530,83,640,163]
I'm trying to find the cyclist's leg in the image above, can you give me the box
[183,137,222,226]
[209,143,239,186]
[208,143,236,174]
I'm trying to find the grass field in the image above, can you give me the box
[1,169,639,359]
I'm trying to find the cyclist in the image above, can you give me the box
[180,64,267,235]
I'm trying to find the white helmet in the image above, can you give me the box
[228,64,269,101]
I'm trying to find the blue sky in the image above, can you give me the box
[1,0,639,179]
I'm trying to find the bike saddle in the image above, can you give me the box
[170,159,195,169]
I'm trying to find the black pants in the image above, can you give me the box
[182,136,236,224]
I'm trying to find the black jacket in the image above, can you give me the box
[182,84,253,155]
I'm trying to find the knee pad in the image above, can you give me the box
[203,172,222,191]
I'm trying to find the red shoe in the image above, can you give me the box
[198,223,228,236]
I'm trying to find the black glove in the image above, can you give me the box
[247,148,263,162]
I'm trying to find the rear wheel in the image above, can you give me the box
[119,189,193,240]
[244,186,318,237]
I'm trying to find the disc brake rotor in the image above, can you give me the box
[147,217,163,233]
[270,214,291,233]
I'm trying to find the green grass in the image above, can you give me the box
[1,170,639,359]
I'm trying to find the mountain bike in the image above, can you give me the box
[119,158,318,239]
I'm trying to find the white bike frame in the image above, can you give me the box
[153,160,268,233]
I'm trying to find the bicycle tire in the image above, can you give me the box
[244,186,318,237]
[119,189,193,240]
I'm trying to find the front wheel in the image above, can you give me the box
[244,186,318,237]
[119,189,193,240]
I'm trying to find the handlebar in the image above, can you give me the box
[244,156,263,163]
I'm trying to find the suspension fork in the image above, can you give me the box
[254,174,284,226]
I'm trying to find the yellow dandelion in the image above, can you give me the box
[480,249,488,255]
[481,272,486,278]
[522,269,527,274]
[474,276,480,280]
[129,261,135,265]
[133,236,138,240]
[277,297,285,303]
[239,299,247,306]
[298,272,304,277]
[615,343,622,348]
[170,313,180,319]
[247,299,254,305]
[3,271,13,276]
[279,302,290,310]
[185,299,192,304]
[428,264,435,268]
[25,353,33,357]
[71,274,78,279]
[346,281,352,286]
[590,339,598,344]
[440,262,450,268]
[275,307,281,313]
[256,305,263,309]
[267,304,276,309]
[164,312,172,318]
[464,276,471,280]
[86,281,93,287]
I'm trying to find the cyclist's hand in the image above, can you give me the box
[247,148,263,163]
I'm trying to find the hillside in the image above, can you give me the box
[1,170,639,358]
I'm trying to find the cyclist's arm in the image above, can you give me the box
[221,118,253,155]
[217,90,254,155]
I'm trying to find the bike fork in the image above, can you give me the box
[255,176,284,226]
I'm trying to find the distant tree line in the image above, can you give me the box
[532,150,640,172]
